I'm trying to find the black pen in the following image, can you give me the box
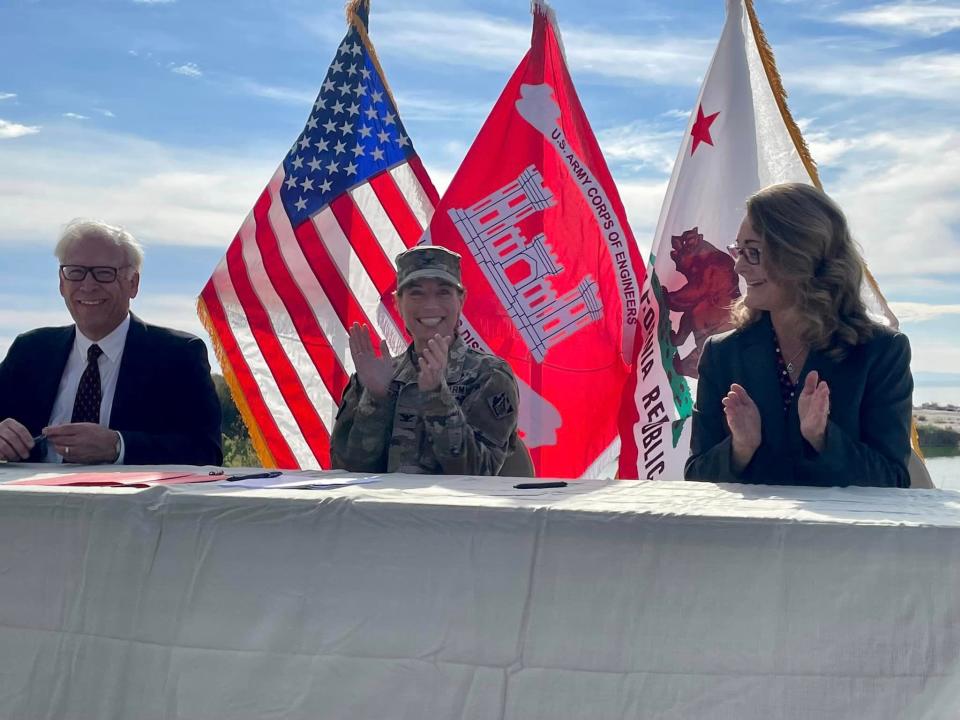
[224,471,283,482]
[513,481,568,489]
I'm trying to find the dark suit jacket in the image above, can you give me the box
[0,315,223,465]
[684,313,912,487]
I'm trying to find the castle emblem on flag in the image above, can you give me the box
[448,165,603,361]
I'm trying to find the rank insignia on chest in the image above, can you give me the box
[487,392,515,420]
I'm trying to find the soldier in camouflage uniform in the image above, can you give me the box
[331,246,519,475]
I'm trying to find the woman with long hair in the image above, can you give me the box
[684,183,913,487]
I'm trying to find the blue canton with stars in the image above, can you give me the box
[280,26,415,226]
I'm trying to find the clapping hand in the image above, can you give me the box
[798,370,830,452]
[418,334,452,392]
[348,323,393,398]
[722,383,761,472]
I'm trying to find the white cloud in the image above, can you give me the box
[799,126,859,166]
[237,80,314,106]
[95,108,116,118]
[171,62,202,78]
[890,302,960,322]
[616,179,670,257]
[134,293,208,340]
[361,10,528,70]
[0,306,69,330]
[836,2,960,37]
[422,163,454,198]
[820,128,960,277]
[905,338,960,374]
[791,52,960,101]
[392,93,492,122]
[326,10,712,85]
[63,113,90,121]
[871,275,960,297]
[597,121,683,175]
[563,29,711,85]
[0,119,40,139]
[0,93,16,101]
[0,125,274,249]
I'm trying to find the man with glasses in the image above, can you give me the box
[0,219,222,465]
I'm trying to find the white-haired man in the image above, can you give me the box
[0,220,222,465]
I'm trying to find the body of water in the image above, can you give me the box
[927,456,960,491]
[914,385,960,407]
[912,383,960,488]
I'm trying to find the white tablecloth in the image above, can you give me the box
[1,464,959,719]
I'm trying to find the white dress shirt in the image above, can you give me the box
[44,314,131,463]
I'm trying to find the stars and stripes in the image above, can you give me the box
[280,28,413,227]
[198,7,437,469]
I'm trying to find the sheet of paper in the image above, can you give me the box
[217,472,383,489]
[7,471,217,487]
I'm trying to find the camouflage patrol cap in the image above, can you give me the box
[396,245,464,291]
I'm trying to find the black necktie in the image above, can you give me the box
[71,344,104,424]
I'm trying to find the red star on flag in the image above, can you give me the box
[690,105,720,155]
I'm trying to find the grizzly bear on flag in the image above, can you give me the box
[664,226,740,378]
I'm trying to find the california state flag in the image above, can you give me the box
[617,0,896,480]
[410,1,646,478]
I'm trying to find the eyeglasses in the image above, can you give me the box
[725,244,761,266]
[60,265,130,283]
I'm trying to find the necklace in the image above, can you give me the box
[784,346,805,374]
[773,334,805,411]
[773,332,806,376]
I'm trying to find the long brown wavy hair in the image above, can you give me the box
[731,183,878,360]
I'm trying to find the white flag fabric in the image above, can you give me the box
[618,0,895,480]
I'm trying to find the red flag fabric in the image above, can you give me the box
[414,3,646,478]
[198,4,437,469]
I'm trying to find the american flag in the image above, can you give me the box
[198,4,437,469]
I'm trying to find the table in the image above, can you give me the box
[1,464,959,719]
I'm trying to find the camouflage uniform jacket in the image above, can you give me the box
[331,337,519,475]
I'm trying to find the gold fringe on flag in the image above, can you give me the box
[745,0,896,329]
[197,296,278,469]
[344,0,366,24]
[743,0,820,188]
[344,0,402,113]
[744,0,922,461]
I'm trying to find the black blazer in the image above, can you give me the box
[0,315,223,465]
[685,313,912,487]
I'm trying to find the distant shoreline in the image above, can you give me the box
[915,403,960,418]
[914,404,960,454]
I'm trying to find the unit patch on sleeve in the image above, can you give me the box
[487,392,515,420]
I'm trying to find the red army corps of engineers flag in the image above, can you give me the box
[198,1,438,469]
[414,1,647,479]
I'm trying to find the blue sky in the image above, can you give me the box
[1,0,958,386]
